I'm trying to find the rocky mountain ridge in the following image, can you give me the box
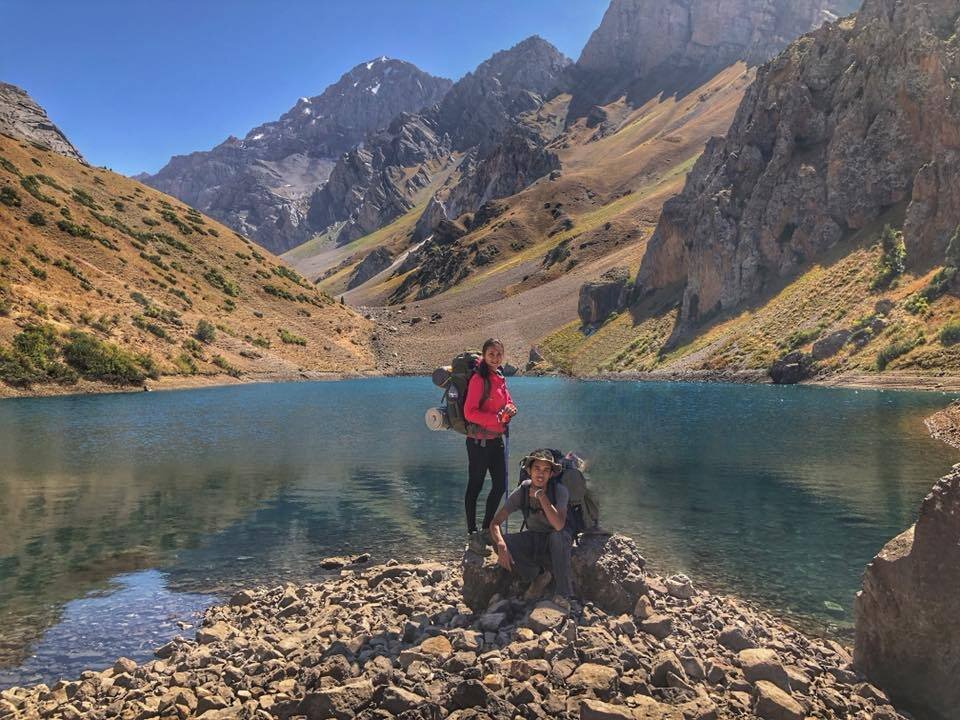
[305,36,572,248]
[567,0,829,119]
[0,82,84,162]
[631,0,960,337]
[143,59,452,253]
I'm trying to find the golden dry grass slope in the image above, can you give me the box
[539,213,960,386]
[0,132,375,398]
[281,65,755,371]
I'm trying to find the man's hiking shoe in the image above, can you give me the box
[551,595,581,615]
[523,570,553,601]
[481,529,494,546]
[467,531,486,556]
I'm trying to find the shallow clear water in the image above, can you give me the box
[0,377,955,687]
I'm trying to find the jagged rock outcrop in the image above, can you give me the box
[143,59,451,252]
[568,0,827,117]
[435,36,570,153]
[462,533,647,614]
[347,247,394,290]
[633,0,960,335]
[305,112,450,245]
[307,36,570,246]
[855,465,960,720]
[415,125,561,241]
[579,267,631,326]
[389,220,471,303]
[0,82,84,162]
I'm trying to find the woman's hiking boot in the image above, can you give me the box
[467,531,486,556]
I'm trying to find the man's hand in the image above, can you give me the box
[496,542,513,571]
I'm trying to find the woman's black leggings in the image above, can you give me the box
[465,436,507,533]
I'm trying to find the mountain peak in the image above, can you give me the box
[0,82,84,162]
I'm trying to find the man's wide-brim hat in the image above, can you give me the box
[522,449,561,472]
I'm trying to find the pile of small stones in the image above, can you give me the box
[0,545,908,719]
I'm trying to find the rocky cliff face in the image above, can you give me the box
[569,0,827,115]
[634,0,960,334]
[854,464,960,720]
[143,59,451,253]
[0,82,84,162]
[305,36,570,247]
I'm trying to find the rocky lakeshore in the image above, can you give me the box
[0,535,908,720]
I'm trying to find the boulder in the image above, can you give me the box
[300,679,374,720]
[811,330,851,360]
[855,465,960,720]
[579,698,633,720]
[753,680,804,720]
[769,351,813,385]
[738,648,791,692]
[462,533,646,614]
[578,267,630,326]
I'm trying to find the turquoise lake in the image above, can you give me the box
[0,377,956,687]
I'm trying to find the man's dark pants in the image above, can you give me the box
[503,529,573,597]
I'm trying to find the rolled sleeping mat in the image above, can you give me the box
[431,366,453,387]
[424,407,451,431]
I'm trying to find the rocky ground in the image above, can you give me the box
[0,535,908,720]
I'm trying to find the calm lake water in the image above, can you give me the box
[0,378,956,687]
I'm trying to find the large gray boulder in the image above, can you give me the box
[462,533,646,614]
[854,465,960,720]
[578,267,630,327]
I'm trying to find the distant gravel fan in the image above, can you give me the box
[0,82,85,162]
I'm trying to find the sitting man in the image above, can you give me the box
[488,449,574,606]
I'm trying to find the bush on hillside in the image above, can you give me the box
[870,225,906,290]
[194,319,216,343]
[62,330,156,384]
[939,321,960,347]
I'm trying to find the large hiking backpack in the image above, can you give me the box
[430,351,490,435]
[518,449,600,537]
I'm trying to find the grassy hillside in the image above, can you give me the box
[538,214,960,382]
[0,133,375,397]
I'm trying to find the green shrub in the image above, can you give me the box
[160,209,193,235]
[133,315,170,340]
[174,353,197,375]
[0,324,77,386]
[57,219,94,238]
[940,321,960,347]
[0,186,21,207]
[182,338,204,358]
[272,265,310,288]
[27,211,46,226]
[903,293,930,316]
[62,330,155,383]
[251,336,271,349]
[0,156,21,176]
[142,216,159,226]
[194,319,216,343]
[876,336,921,371]
[71,188,101,209]
[781,325,824,350]
[263,284,296,301]
[113,201,125,212]
[204,268,240,297]
[870,225,906,290]
[212,354,241,377]
[278,328,307,346]
[20,176,57,204]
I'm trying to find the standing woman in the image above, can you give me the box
[463,338,517,555]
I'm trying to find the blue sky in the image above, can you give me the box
[1,1,609,176]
